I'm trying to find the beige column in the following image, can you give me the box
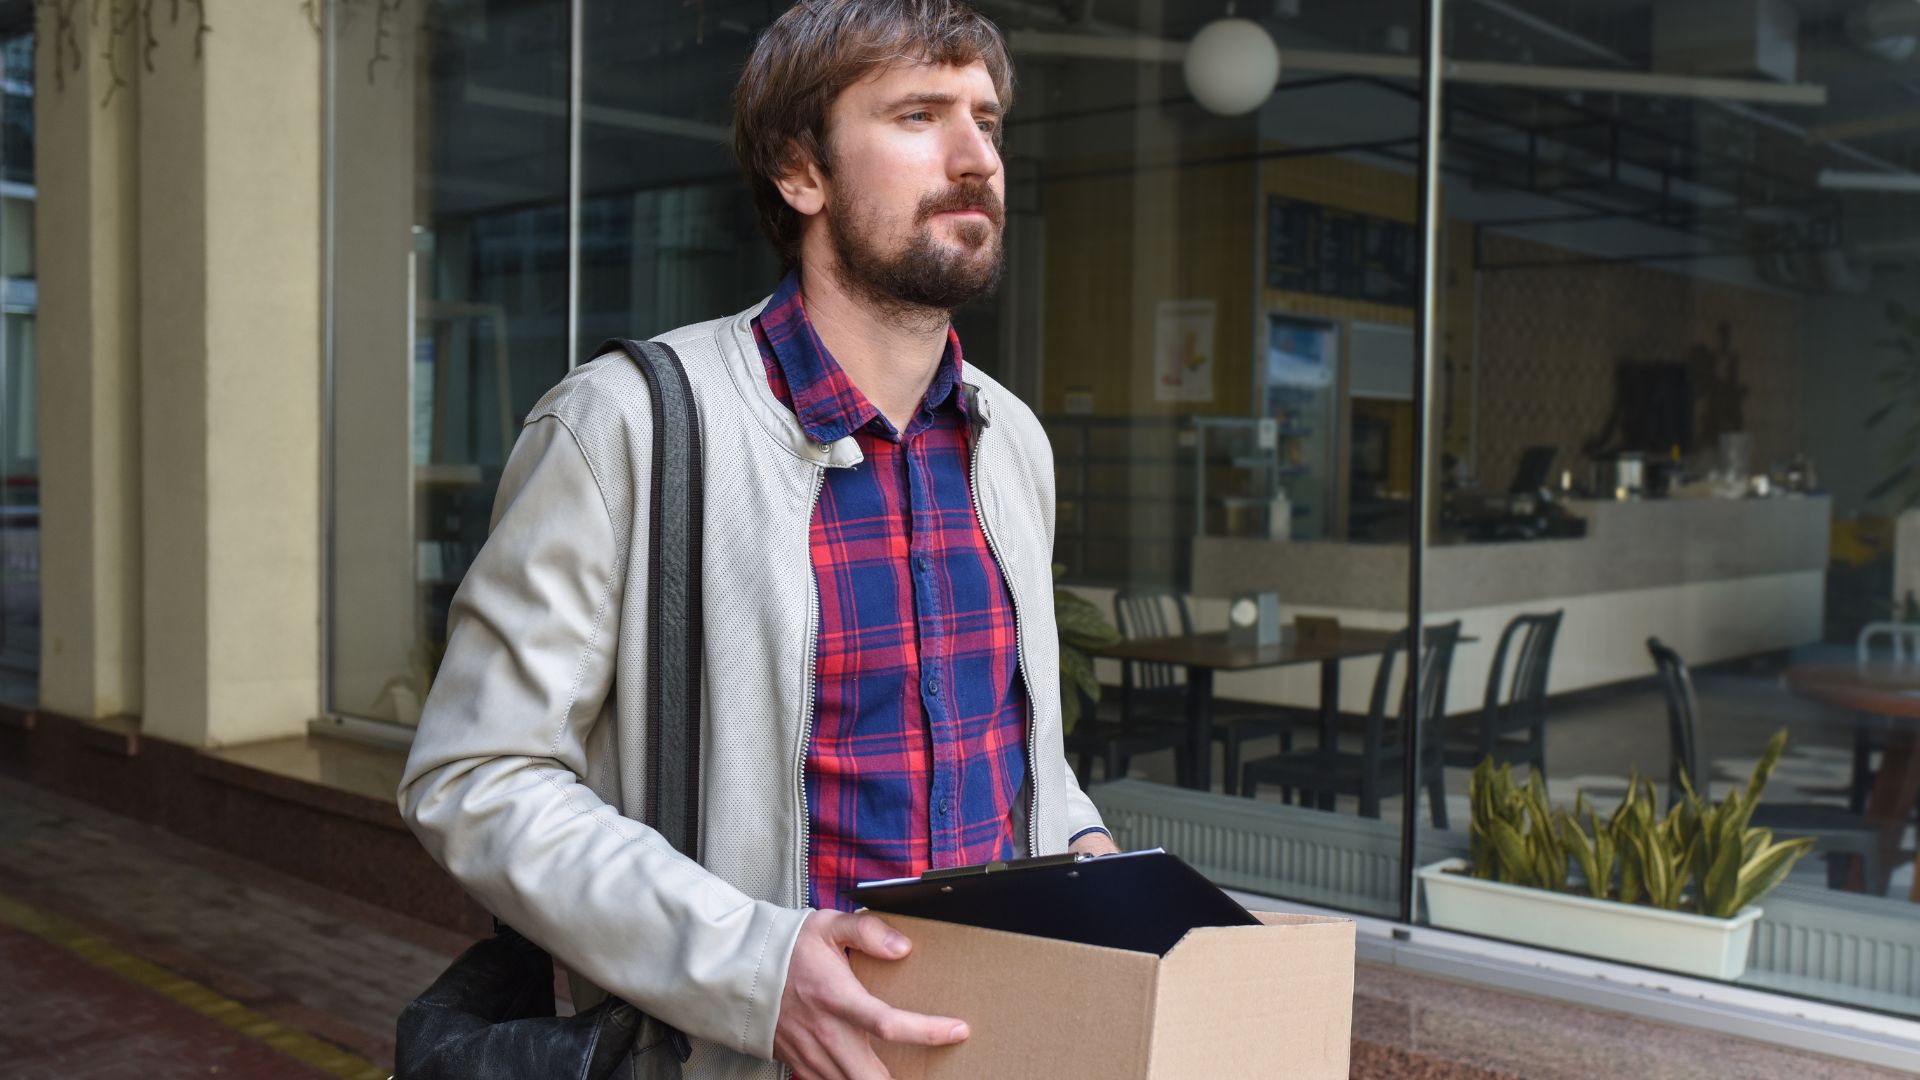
[138,6,322,746]
[34,8,143,721]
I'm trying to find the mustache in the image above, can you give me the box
[917,182,1004,227]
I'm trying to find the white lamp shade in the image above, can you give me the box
[1183,17,1281,116]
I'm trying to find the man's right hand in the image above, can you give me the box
[772,909,970,1080]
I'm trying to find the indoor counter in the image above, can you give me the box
[1173,495,1830,715]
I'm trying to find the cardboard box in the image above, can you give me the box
[850,910,1354,1079]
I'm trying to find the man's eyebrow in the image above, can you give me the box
[875,91,1003,116]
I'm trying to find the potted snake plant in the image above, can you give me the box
[1417,729,1815,980]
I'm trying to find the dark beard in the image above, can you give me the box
[827,180,1005,317]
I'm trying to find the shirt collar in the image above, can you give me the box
[753,270,968,444]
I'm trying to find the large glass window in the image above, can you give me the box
[324,0,1920,1025]
[329,0,572,726]
[1410,0,1920,1018]
[0,24,34,707]
[1032,2,1424,922]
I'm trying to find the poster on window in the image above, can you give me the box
[1154,299,1216,402]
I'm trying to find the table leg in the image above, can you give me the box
[1854,725,1920,898]
[1186,668,1214,792]
[1318,660,1340,811]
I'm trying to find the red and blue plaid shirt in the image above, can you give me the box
[752,272,1030,912]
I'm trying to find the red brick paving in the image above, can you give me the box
[0,919,339,1079]
[0,776,458,1076]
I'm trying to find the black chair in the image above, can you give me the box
[1443,611,1562,780]
[1063,687,1190,787]
[1646,638,1883,892]
[1240,622,1463,827]
[1053,589,1193,785]
[1112,589,1315,795]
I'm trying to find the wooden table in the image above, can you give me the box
[1086,628,1403,794]
[1783,664,1920,901]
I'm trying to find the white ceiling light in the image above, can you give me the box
[1183,6,1281,116]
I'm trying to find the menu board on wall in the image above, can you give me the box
[1266,196,1417,307]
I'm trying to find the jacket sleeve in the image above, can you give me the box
[397,410,805,1062]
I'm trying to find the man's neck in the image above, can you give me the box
[796,263,951,434]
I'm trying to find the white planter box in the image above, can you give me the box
[1417,858,1761,981]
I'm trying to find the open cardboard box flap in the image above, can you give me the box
[852,910,1355,1079]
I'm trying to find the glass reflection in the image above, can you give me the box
[1417,0,1920,1017]
[329,0,570,725]
[0,26,34,708]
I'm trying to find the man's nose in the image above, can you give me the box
[948,120,1000,182]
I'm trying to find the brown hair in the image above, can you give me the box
[732,0,1014,271]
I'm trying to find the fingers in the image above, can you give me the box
[787,1023,893,1080]
[783,909,969,1079]
[822,910,911,960]
[832,991,971,1047]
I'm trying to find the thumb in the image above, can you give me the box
[825,911,911,960]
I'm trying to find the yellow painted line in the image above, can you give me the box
[0,890,389,1080]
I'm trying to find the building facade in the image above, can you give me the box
[19,0,1920,1066]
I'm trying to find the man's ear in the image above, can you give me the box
[773,144,828,218]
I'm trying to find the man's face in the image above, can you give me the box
[816,59,1006,313]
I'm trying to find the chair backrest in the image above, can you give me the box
[1646,637,1701,805]
[1480,610,1564,745]
[1365,621,1463,758]
[1857,621,1920,666]
[1113,589,1192,694]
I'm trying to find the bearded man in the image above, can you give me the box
[398,2,1115,1078]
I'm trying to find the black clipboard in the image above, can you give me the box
[842,848,1258,956]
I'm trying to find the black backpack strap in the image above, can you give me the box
[595,337,704,862]
[593,338,702,1066]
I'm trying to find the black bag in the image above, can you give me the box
[394,338,706,1080]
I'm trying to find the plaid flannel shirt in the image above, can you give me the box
[752,272,1029,912]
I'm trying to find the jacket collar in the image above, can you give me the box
[754,271,969,445]
[716,298,991,470]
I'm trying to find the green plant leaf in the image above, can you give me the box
[1562,814,1599,896]
[1729,837,1816,916]
[1055,591,1120,649]
[1619,843,1643,906]
[1636,832,1672,909]
[1703,822,1742,917]
[1592,816,1616,900]
[1743,729,1788,810]
[1061,646,1101,704]
[1490,819,1533,886]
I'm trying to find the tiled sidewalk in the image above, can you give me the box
[0,773,1909,1079]
[0,775,461,1077]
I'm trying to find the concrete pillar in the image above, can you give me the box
[137,5,322,746]
[34,5,143,721]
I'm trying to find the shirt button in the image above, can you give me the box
[914,555,930,573]
[937,803,950,818]
[925,677,940,696]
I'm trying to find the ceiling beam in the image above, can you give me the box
[1009,33,1829,108]
[1807,106,1920,145]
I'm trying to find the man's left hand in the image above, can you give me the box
[1068,831,1121,857]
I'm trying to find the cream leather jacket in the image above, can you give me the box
[398,299,1107,1079]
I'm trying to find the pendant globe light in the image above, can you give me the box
[1183,3,1282,116]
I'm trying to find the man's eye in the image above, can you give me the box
[977,120,997,134]
[904,111,933,122]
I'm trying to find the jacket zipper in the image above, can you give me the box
[967,412,1041,856]
[795,465,826,909]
